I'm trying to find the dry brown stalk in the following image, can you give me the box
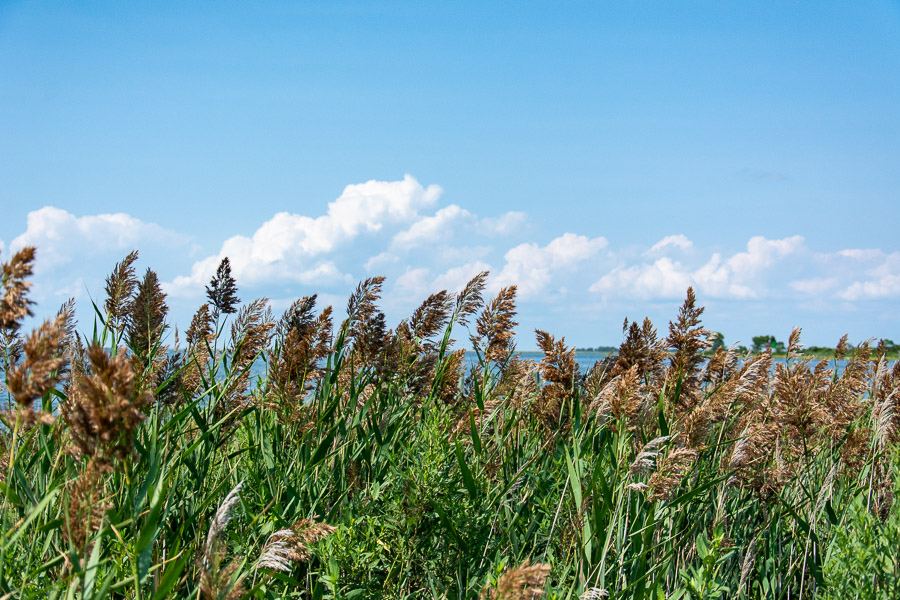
[200,559,245,600]
[62,344,152,465]
[872,359,900,450]
[63,458,109,550]
[610,365,646,428]
[533,330,579,431]
[701,344,740,387]
[610,317,667,386]
[666,287,712,417]
[648,447,697,501]
[726,419,782,496]
[494,357,540,410]
[0,247,36,333]
[256,519,336,572]
[342,277,389,369]
[474,286,518,363]
[265,296,333,423]
[127,268,168,364]
[454,270,489,327]
[771,352,829,454]
[482,559,551,600]
[103,250,139,332]
[183,303,216,394]
[630,435,671,475]
[201,482,247,600]
[821,340,871,438]
[4,309,70,424]
[684,354,767,448]
[435,348,466,405]
[408,290,453,349]
[581,355,616,401]
[223,298,274,410]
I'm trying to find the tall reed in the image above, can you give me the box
[0,250,898,599]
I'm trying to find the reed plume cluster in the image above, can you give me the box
[2,248,900,599]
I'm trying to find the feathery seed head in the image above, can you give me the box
[206,257,241,320]
[455,270,489,327]
[62,344,152,464]
[483,559,551,600]
[474,286,518,363]
[103,250,139,332]
[205,481,244,558]
[4,310,69,419]
[0,246,37,333]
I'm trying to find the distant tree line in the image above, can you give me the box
[589,332,899,358]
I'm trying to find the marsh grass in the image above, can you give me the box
[1,246,899,599]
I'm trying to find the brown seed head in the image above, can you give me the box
[0,246,36,333]
[455,270,489,327]
[62,344,152,464]
[225,298,274,403]
[409,290,454,348]
[483,559,551,600]
[103,250,139,332]
[5,310,69,418]
[474,286,518,363]
[127,268,168,363]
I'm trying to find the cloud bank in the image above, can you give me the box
[3,176,896,345]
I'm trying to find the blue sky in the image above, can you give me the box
[1,1,898,348]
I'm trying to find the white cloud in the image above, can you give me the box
[589,257,691,299]
[790,277,839,295]
[495,233,608,297]
[10,206,186,271]
[395,267,432,298]
[166,175,441,296]
[839,248,884,261]
[726,235,804,277]
[364,251,400,271]
[839,252,900,300]
[692,235,804,298]
[591,235,805,300]
[392,261,492,300]
[645,234,693,255]
[478,211,527,236]
[392,204,473,250]
[434,261,492,294]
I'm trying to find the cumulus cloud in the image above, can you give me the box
[591,235,805,300]
[392,204,473,250]
[393,261,492,300]
[839,252,900,300]
[10,206,187,271]
[395,267,432,298]
[434,261,492,293]
[590,257,692,299]
[166,175,441,296]
[495,233,608,297]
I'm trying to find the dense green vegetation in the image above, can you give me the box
[2,246,899,599]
